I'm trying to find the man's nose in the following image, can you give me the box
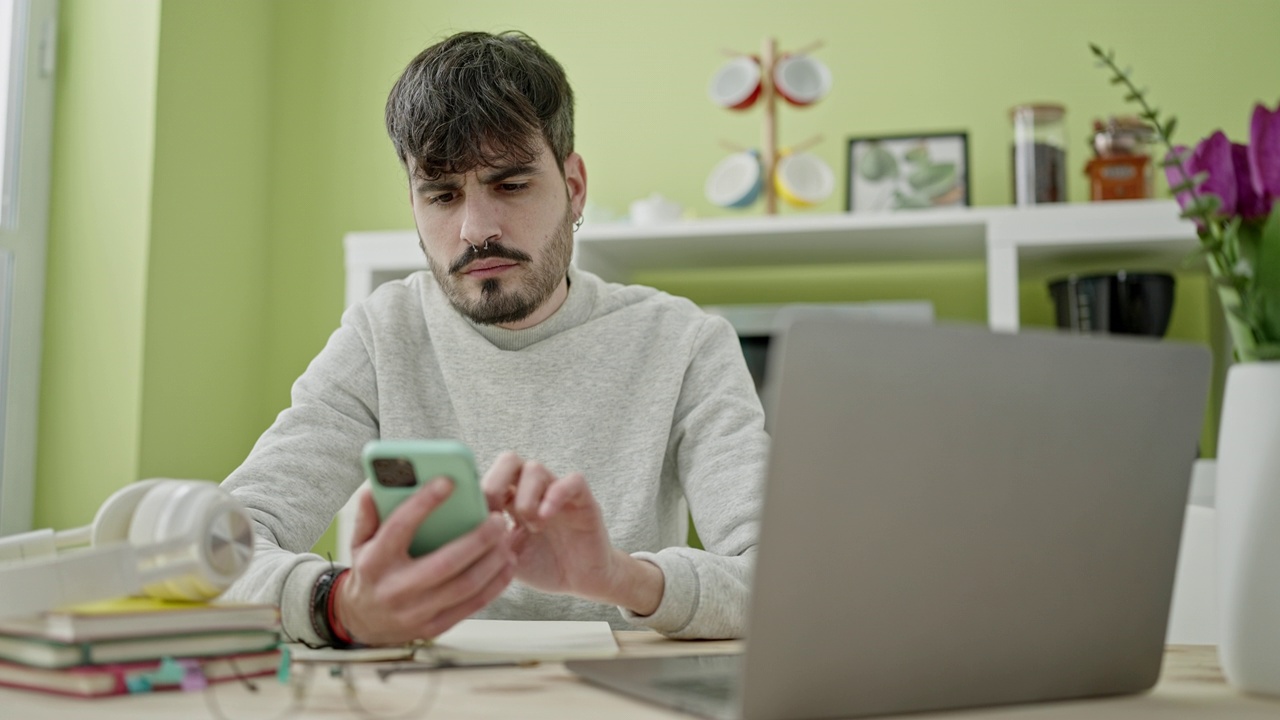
[459,193,502,249]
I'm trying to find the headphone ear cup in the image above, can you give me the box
[193,493,255,593]
[89,479,164,546]
[127,481,187,548]
[128,481,254,601]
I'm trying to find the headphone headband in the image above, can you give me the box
[0,543,143,619]
[0,480,254,621]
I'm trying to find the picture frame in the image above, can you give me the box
[846,132,970,213]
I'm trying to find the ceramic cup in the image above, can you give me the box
[1046,271,1175,337]
[774,151,835,207]
[708,56,762,110]
[629,193,684,225]
[772,54,831,107]
[706,150,764,208]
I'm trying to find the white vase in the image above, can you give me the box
[1216,361,1280,695]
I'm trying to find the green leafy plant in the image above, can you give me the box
[1092,44,1280,361]
[857,142,898,182]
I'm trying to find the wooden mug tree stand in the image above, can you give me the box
[760,36,781,215]
[721,37,823,215]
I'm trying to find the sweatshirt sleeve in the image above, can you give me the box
[619,314,768,639]
[218,307,380,646]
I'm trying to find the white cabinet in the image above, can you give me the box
[344,199,1200,331]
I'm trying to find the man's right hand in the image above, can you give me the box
[334,479,516,646]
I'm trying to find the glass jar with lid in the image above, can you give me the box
[1085,115,1157,201]
[1011,103,1067,205]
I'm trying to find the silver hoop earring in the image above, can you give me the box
[573,215,585,232]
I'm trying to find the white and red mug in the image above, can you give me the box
[708,56,762,111]
[773,53,831,107]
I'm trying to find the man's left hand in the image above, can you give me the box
[480,452,664,616]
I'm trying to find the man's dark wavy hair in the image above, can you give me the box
[385,31,575,181]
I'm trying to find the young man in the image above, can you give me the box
[221,31,767,646]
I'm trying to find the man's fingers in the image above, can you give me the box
[514,461,557,530]
[370,514,512,629]
[508,523,530,555]
[415,557,517,641]
[539,472,592,519]
[353,542,514,645]
[480,451,524,511]
[410,537,515,622]
[351,487,380,551]
[401,512,509,589]
[365,478,453,563]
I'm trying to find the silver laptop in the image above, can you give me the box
[568,320,1211,720]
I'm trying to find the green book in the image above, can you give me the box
[0,629,281,670]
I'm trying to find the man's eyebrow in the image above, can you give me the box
[414,176,461,194]
[413,165,541,193]
[479,165,540,185]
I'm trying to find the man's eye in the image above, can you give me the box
[499,183,528,193]
[428,192,456,205]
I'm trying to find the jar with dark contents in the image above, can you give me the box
[1011,103,1067,205]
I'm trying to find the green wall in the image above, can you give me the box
[37,0,274,529]
[37,0,160,529]
[36,1,1280,535]
[137,1,274,481]
[259,0,1279,383]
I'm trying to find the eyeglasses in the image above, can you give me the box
[201,645,443,720]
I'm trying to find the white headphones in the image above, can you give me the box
[0,480,255,620]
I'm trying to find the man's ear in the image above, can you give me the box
[564,152,588,218]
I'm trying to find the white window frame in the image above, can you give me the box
[0,0,57,536]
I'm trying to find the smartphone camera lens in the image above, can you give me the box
[372,458,418,487]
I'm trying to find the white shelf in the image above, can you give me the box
[982,200,1199,330]
[571,209,990,280]
[343,199,1199,331]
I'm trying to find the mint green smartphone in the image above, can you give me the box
[362,439,488,556]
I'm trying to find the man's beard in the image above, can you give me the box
[425,205,574,326]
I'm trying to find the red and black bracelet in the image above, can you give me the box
[311,567,359,648]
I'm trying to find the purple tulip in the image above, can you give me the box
[1233,142,1269,219]
[1248,101,1280,202]
[1193,130,1237,216]
[1167,132,1233,215]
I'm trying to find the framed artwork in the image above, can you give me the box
[846,132,970,213]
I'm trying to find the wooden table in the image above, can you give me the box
[3,635,1278,719]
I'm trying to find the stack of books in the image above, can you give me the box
[0,596,281,698]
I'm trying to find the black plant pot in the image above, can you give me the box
[1047,271,1176,337]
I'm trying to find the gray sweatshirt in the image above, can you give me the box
[220,266,767,643]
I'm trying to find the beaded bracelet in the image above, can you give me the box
[311,567,357,649]
[326,569,355,645]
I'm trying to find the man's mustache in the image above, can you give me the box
[450,242,532,274]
